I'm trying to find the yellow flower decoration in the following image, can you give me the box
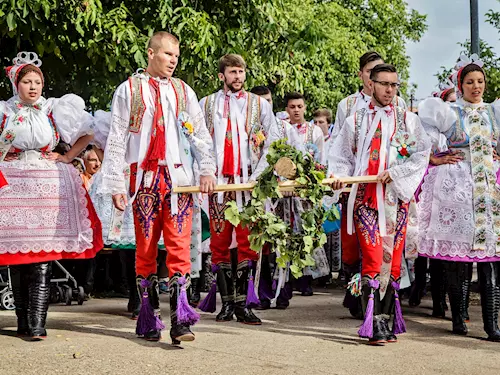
[255,130,266,146]
[183,121,194,135]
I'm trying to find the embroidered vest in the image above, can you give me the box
[128,76,187,133]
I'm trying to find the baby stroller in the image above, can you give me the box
[50,260,86,305]
[0,267,15,310]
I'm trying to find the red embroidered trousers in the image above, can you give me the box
[209,192,258,265]
[131,165,193,277]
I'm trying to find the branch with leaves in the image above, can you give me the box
[224,140,340,278]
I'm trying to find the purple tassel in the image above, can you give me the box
[272,279,277,291]
[392,281,407,335]
[358,279,380,338]
[198,265,219,313]
[177,276,200,325]
[136,279,165,336]
[246,261,260,307]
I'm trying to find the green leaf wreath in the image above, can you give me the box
[225,139,340,278]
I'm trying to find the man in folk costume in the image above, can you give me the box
[333,51,407,318]
[100,32,216,344]
[198,55,279,324]
[328,64,431,345]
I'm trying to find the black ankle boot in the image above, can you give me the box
[189,277,201,308]
[429,259,446,318]
[135,275,163,341]
[215,263,235,322]
[28,262,52,340]
[409,256,427,307]
[444,261,468,335]
[169,273,197,345]
[478,262,500,341]
[10,265,29,336]
[234,261,261,325]
[462,263,473,322]
[359,280,386,345]
[381,282,397,343]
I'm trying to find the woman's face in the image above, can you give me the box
[17,71,43,104]
[461,70,485,104]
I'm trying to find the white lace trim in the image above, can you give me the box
[0,160,93,254]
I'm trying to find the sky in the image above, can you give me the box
[405,0,500,102]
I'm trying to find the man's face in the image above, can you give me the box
[84,149,101,176]
[369,71,399,107]
[218,66,246,92]
[286,99,306,124]
[358,59,384,93]
[148,38,180,79]
[314,116,329,136]
[260,93,273,106]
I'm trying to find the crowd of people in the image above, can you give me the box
[0,30,499,348]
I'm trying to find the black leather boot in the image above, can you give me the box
[28,262,52,340]
[169,273,196,345]
[359,282,386,346]
[409,256,427,307]
[189,277,201,307]
[444,261,468,335]
[462,263,473,322]
[342,263,363,319]
[216,263,235,322]
[129,277,141,319]
[478,262,500,341]
[10,265,30,336]
[429,259,447,318]
[234,261,261,325]
[135,274,162,341]
[381,282,397,343]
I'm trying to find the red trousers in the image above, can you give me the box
[353,200,409,280]
[132,166,193,277]
[341,200,361,267]
[209,192,258,265]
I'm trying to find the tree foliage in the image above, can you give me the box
[0,0,426,112]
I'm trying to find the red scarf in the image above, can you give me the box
[141,78,166,172]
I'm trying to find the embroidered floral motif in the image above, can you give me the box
[391,131,416,159]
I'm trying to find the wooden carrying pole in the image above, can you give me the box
[173,175,378,194]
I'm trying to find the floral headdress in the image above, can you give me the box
[450,54,484,97]
[4,51,44,95]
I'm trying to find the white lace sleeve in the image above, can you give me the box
[313,125,326,165]
[388,112,431,202]
[327,116,356,177]
[92,110,111,150]
[50,94,94,145]
[492,99,500,131]
[185,85,216,179]
[100,82,130,195]
[332,97,348,140]
[250,98,279,180]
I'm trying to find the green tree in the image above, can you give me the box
[0,0,426,112]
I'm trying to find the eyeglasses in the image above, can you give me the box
[373,80,401,89]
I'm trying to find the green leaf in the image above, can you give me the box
[224,201,241,226]
[6,12,16,30]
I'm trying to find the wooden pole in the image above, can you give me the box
[173,175,378,194]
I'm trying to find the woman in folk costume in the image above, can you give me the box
[418,55,500,341]
[0,52,103,340]
[410,80,470,320]
[100,32,216,344]
[329,64,431,345]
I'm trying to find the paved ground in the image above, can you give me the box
[1,289,500,375]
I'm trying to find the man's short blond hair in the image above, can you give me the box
[219,54,246,74]
[313,108,332,124]
[147,31,180,51]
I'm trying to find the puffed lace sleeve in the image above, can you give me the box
[418,97,457,134]
[184,84,216,179]
[100,81,131,195]
[92,110,111,150]
[492,99,500,131]
[332,97,348,140]
[388,112,431,202]
[327,116,356,178]
[49,94,94,145]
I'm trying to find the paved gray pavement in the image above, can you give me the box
[1,289,500,375]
